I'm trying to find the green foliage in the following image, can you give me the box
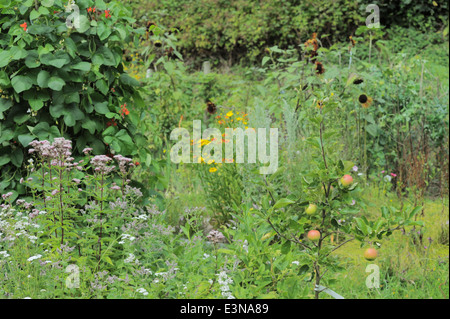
[127,0,448,65]
[0,0,151,198]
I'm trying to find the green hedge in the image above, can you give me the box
[127,0,448,65]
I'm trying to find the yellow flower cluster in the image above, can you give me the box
[216,110,249,129]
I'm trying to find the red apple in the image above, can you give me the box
[364,248,378,261]
[307,230,321,241]
[305,204,318,215]
[340,174,353,187]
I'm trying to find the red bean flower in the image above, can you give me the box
[120,103,130,117]
[105,9,111,18]
[20,22,27,31]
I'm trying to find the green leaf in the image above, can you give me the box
[71,61,91,72]
[0,71,10,86]
[116,129,133,144]
[29,98,44,111]
[0,50,10,68]
[365,124,378,137]
[409,206,423,219]
[32,122,60,140]
[0,154,10,166]
[18,134,35,147]
[25,51,41,68]
[14,112,30,124]
[11,75,33,93]
[30,8,40,20]
[381,206,389,219]
[217,249,235,255]
[75,15,91,33]
[37,70,51,88]
[81,118,97,134]
[0,98,13,113]
[96,79,109,95]
[355,218,368,236]
[97,21,111,41]
[42,0,55,7]
[27,24,53,35]
[0,0,12,9]
[11,149,24,168]
[273,198,295,210]
[119,73,139,86]
[64,37,77,58]
[48,76,66,91]
[10,46,27,60]
[38,6,49,15]
[92,47,116,66]
[262,56,270,66]
[94,101,109,114]
[40,52,70,68]
[65,92,80,104]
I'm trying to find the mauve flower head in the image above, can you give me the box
[207,230,225,244]
[82,147,93,155]
[390,173,397,177]
[114,155,133,175]
[29,138,72,161]
[90,155,114,174]
[2,192,13,200]
[352,166,358,172]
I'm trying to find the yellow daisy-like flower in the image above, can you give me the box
[226,111,233,117]
[197,156,205,163]
[207,159,215,165]
[209,167,217,173]
[200,139,211,146]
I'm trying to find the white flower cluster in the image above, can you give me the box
[242,240,249,253]
[217,271,235,299]
[118,233,136,245]
[27,254,42,262]
[0,251,10,258]
[133,214,148,221]
[124,253,139,264]
[136,288,149,296]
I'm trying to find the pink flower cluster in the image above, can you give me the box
[29,138,72,160]
[207,230,225,244]
[28,138,84,170]
[90,155,115,174]
[113,155,134,175]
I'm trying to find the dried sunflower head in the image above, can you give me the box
[206,101,217,114]
[359,94,373,108]
[315,61,325,75]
